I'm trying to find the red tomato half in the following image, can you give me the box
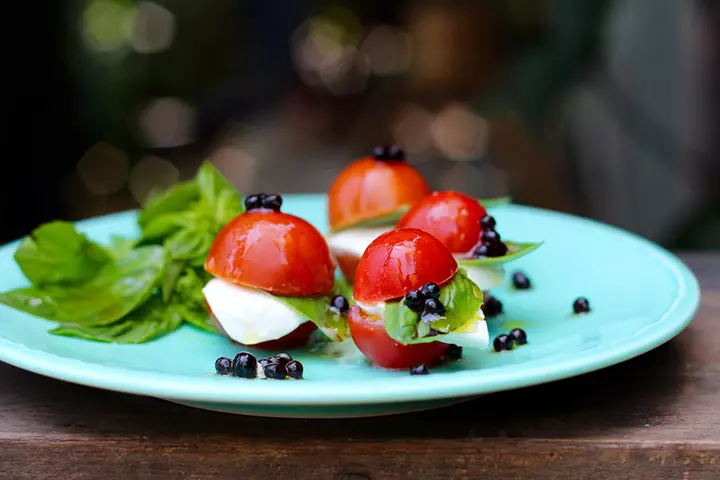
[328,157,431,232]
[397,191,488,255]
[207,301,317,351]
[348,305,449,369]
[205,210,335,296]
[335,253,361,283]
[353,228,458,304]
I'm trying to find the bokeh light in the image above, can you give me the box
[360,25,413,75]
[130,1,176,54]
[76,142,129,195]
[82,0,135,53]
[391,103,434,155]
[128,156,180,204]
[138,98,194,148]
[430,103,489,161]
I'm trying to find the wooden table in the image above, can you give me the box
[0,253,718,479]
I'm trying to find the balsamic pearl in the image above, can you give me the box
[420,282,441,300]
[258,357,274,368]
[261,193,283,211]
[486,241,508,257]
[446,344,463,360]
[271,353,292,367]
[264,363,287,380]
[286,360,304,379]
[480,215,496,230]
[372,145,405,161]
[404,290,426,312]
[244,194,264,211]
[508,328,527,345]
[483,230,501,243]
[512,271,531,290]
[473,244,490,258]
[410,364,430,375]
[482,296,503,317]
[573,297,591,314]
[331,295,350,313]
[233,352,257,378]
[493,334,514,352]
[423,298,446,316]
[214,357,233,375]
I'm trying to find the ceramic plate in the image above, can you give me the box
[0,195,700,418]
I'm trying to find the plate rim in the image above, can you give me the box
[0,196,701,406]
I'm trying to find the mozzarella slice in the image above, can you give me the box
[460,263,506,291]
[203,278,306,345]
[356,301,489,349]
[326,226,391,258]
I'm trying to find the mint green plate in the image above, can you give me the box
[0,195,700,418]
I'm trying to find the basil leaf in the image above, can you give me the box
[478,196,511,208]
[170,302,217,333]
[165,228,213,262]
[13,221,110,286]
[139,213,185,243]
[138,181,199,228]
[0,246,167,326]
[196,161,244,224]
[161,260,186,303]
[457,241,543,266]
[383,269,483,345]
[333,277,355,306]
[270,293,348,341]
[50,296,183,343]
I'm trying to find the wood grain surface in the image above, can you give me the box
[0,254,718,479]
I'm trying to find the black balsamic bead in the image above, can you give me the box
[233,352,257,378]
[482,296,503,317]
[271,353,292,367]
[573,297,591,314]
[493,334,514,352]
[473,244,489,258]
[410,364,430,375]
[508,328,527,345]
[264,363,287,380]
[331,295,350,313]
[423,298,446,316]
[483,229,501,244]
[420,282,441,300]
[446,344,463,360]
[404,290,426,312]
[214,357,233,375]
[512,271,531,290]
[286,360,304,379]
[258,357,274,368]
[244,194,264,211]
[373,145,405,161]
[486,241,509,257]
[261,193,283,211]
[480,215,496,230]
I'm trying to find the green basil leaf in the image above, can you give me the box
[106,236,136,259]
[164,228,213,262]
[170,302,218,333]
[139,213,185,243]
[457,241,543,266]
[270,293,348,341]
[331,205,410,232]
[13,221,110,286]
[161,260,187,303]
[0,246,167,326]
[333,277,355,306]
[196,161,244,221]
[50,296,184,343]
[478,196,511,208]
[383,269,483,345]
[138,181,199,228]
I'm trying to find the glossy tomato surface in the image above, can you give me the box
[348,305,449,369]
[397,191,487,254]
[354,228,458,303]
[328,157,431,231]
[205,210,335,296]
[207,301,317,350]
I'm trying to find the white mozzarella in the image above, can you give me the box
[326,226,391,258]
[203,279,306,345]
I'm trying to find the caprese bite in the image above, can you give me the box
[203,193,348,350]
[348,228,488,369]
[396,191,542,291]
[326,145,431,282]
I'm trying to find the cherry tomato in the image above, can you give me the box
[354,228,458,303]
[205,210,335,296]
[334,253,361,283]
[328,157,431,232]
[207,301,317,350]
[348,304,449,369]
[397,191,488,255]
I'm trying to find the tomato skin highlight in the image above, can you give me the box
[397,191,488,255]
[353,228,458,304]
[348,305,449,369]
[328,157,431,232]
[205,210,335,296]
[206,301,317,351]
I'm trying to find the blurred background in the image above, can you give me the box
[2,0,719,250]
